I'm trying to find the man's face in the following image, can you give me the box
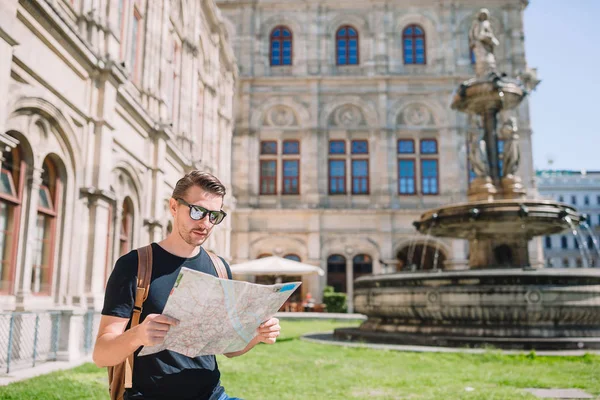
[170,185,224,247]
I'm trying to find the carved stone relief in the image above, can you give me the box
[330,105,365,128]
[401,104,432,126]
[264,106,298,127]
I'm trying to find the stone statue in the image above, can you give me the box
[469,8,500,78]
[468,116,490,177]
[500,117,520,177]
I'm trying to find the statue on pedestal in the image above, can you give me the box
[500,117,520,177]
[469,8,500,78]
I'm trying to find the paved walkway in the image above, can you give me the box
[0,356,92,386]
[275,312,366,320]
[301,332,600,357]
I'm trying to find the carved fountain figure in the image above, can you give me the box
[334,10,600,350]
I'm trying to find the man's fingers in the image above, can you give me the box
[260,318,279,328]
[153,314,180,326]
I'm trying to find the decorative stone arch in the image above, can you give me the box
[319,97,379,129]
[394,13,440,66]
[326,14,371,39]
[394,238,450,271]
[6,93,82,173]
[456,11,506,66]
[325,14,371,67]
[392,99,448,128]
[249,235,308,261]
[259,15,304,39]
[321,236,381,264]
[250,98,310,130]
[111,161,144,218]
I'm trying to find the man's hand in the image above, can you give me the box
[133,314,179,347]
[256,318,280,345]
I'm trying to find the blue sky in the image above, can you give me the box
[524,1,600,171]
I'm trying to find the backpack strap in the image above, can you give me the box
[125,244,153,389]
[206,250,229,280]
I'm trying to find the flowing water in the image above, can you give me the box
[565,216,590,268]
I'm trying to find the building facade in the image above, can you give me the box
[537,170,600,268]
[0,0,236,363]
[217,0,538,311]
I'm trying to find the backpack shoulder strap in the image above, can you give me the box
[206,250,229,280]
[125,244,153,389]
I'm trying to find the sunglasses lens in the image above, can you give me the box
[189,207,206,221]
[209,212,225,225]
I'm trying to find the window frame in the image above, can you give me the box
[270,26,293,66]
[336,25,359,66]
[402,24,426,65]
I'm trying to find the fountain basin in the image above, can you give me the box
[334,269,600,350]
[451,78,525,114]
[414,200,580,239]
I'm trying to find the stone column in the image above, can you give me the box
[15,167,43,310]
[81,189,116,310]
[345,248,354,313]
[0,0,19,138]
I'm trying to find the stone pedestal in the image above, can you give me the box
[468,176,497,201]
[501,174,527,199]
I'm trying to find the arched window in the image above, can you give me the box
[283,254,301,262]
[0,146,26,294]
[336,26,359,65]
[257,253,272,259]
[327,254,346,292]
[32,157,61,295]
[403,24,426,65]
[270,26,292,66]
[119,197,134,256]
[353,254,372,278]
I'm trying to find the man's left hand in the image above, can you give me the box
[256,318,280,344]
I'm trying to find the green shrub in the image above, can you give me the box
[322,286,347,313]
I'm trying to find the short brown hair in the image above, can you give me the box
[172,171,226,199]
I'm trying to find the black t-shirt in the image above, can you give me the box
[102,243,232,400]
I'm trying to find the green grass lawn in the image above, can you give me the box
[1,319,600,400]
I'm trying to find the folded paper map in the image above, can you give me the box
[138,267,301,357]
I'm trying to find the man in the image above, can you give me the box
[93,171,281,400]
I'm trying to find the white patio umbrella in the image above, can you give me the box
[229,256,325,276]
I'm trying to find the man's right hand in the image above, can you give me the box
[133,314,179,347]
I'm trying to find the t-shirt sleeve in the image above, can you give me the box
[219,256,233,280]
[101,250,138,318]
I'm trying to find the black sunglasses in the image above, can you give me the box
[175,198,227,225]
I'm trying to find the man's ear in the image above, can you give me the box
[169,198,178,217]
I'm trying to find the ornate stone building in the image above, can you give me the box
[0,0,235,361]
[217,0,537,311]
[537,170,600,268]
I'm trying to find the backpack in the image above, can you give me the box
[107,245,230,400]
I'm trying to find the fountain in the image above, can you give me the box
[334,9,600,350]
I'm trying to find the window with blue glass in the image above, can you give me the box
[403,24,426,65]
[336,26,359,65]
[561,236,568,249]
[351,140,368,154]
[283,160,299,194]
[398,160,416,194]
[470,48,476,65]
[420,139,437,154]
[545,236,552,249]
[397,139,415,154]
[585,195,590,206]
[270,26,292,66]
[260,160,277,195]
[421,159,438,195]
[329,140,346,154]
[329,160,346,194]
[283,140,299,154]
[260,141,277,155]
[352,160,368,194]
